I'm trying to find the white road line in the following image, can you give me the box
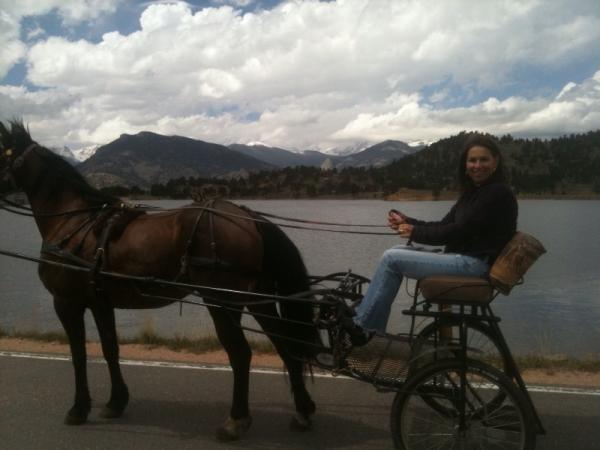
[3,350,600,396]
[0,350,349,379]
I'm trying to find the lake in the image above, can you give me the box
[1,199,599,358]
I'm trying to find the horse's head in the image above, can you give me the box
[0,120,37,190]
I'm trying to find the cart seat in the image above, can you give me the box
[419,276,493,304]
[419,231,547,304]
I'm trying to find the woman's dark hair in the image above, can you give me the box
[457,133,506,191]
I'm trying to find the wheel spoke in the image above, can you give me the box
[391,360,534,449]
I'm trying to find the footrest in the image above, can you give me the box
[344,334,412,387]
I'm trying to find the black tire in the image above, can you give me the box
[390,359,536,450]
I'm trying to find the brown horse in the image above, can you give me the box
[0,121,321,440]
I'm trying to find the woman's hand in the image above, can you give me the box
[388,209,408,231]
[398,223,414,239]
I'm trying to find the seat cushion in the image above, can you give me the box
[419,276,493,304]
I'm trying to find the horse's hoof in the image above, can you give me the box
[289,413,311,432]
[99,406,124,419]
[215,416,252,441]
[64,406,89,425]
[100,385,129,419]
[64,414,87,425]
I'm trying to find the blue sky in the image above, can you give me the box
[0,0,599,152]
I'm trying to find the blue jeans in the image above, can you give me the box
[354,245,490,333]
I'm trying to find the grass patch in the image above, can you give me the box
[132,319,278,354]
[123,327,276,354]
[10,329,69,344]
[126,320,277,355]
[3,327,599,371]
[515,354,600,373]
[0,327,276,354]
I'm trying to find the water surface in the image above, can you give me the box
[1,199,599,357]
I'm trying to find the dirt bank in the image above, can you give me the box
[2,337,599,388]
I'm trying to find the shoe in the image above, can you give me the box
[313,352,336,369]
[341,317,372,347]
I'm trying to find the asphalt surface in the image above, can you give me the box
[1,353,599,450]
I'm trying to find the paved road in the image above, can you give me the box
[1,353,599,449]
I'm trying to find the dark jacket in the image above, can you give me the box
[407,181,518,263]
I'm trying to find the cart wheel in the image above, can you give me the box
[390,359,535,450]
[410,320,511,416]
[412,319,507,373]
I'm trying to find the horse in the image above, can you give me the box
[0,121,321,441]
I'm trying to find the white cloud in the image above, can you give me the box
[0,0,119,24]
[0,0,599,150]
[212,0,254,7]
[0,10,26,77]
[556,82,577,100]
[333,71,600,143]
[0,0,119,78]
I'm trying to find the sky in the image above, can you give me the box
[0,0,599,152]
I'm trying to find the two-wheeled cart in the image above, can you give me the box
[308,233,546,449]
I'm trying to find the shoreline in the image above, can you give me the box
[123,190,600,202]
[2,336,600,388]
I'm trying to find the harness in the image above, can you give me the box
[39,203,136,298]
[175,199,215,281]
[38,198,261,303]
[176,199,262,281]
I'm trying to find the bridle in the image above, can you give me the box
[1,142,39,185]
[3,141,38,164]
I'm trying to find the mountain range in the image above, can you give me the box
[78,132,273,188]
[77,133,420,188]
[227,144,340,168]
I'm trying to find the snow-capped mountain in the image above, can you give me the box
[50,146,78,165]
[322,140,371,156]
[72,144,100,162]
[50,144,100,164]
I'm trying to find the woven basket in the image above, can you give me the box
[489,232,546,294]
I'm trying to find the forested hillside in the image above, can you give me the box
[99,130,600,199]
[383,131,600,195]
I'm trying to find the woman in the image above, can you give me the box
[347,134,517,342]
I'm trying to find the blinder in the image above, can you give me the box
[1,143,38,169]
[1,143,38,188]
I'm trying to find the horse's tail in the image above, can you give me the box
[252,214,321,359]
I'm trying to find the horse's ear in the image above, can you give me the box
[0,122,11,149]
[9,120,32,149]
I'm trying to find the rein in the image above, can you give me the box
[0,196,398,236]
[0,195,108,217]
[0,246,345,352]
[1,141,395,235]
[0,247,347,307]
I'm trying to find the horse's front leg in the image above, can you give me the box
[90,301,129,418]
[207,304,253,441]
[53,297,91,425]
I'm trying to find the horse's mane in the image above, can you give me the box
[1,120,120,206]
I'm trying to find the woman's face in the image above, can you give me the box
[465,146,498,185]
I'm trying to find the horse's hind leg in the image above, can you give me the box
[247,303,316,431]
[207,303,253,441]
[53,297,91,425]
[90,302,129,418]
